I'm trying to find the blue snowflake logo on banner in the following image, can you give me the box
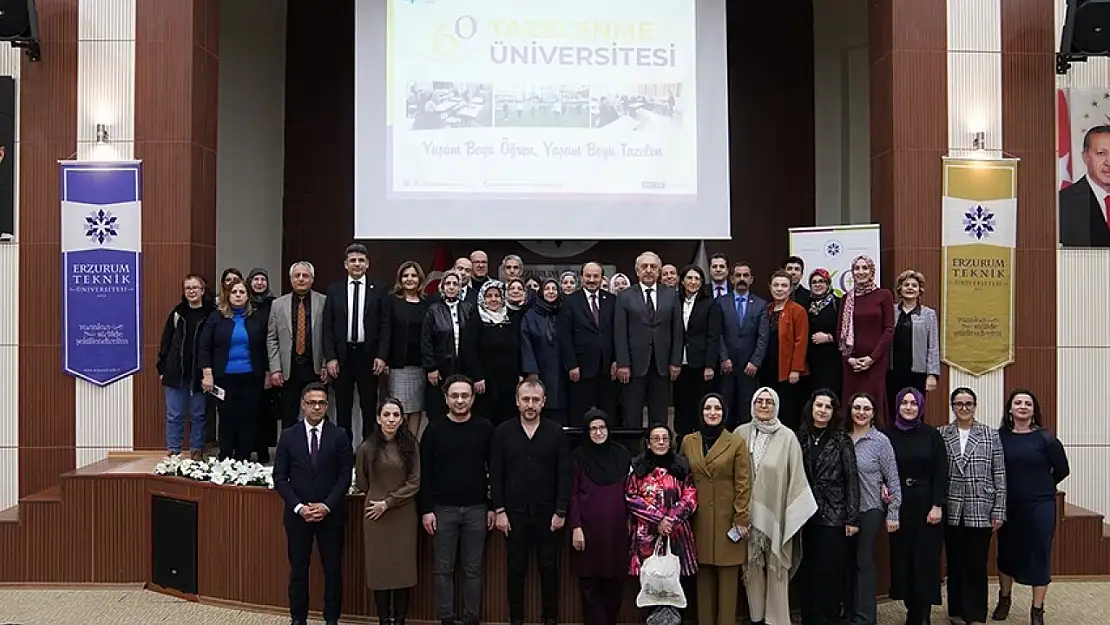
[84,209,119,245]
[824,240,842,258]
[962,205,996,240]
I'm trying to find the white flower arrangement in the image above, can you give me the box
[153,455,361,494]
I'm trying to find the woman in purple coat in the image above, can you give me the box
[569,409,632,625]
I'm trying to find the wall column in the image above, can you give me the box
[132,0,219,449]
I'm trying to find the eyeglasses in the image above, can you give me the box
[810,278,826,284]
[649,436,670,443]
[184,286,203,291]
[952,401,976,409]
[754,398,776,406]
[302,400,328,408]
[588,425,607,433]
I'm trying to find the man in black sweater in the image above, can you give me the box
[491,379,571,625]
[420,375,495,625]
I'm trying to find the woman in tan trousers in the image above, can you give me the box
[680,392,751,625]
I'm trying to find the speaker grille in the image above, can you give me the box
[151,495,199,595]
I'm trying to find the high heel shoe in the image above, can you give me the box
[990,592,1011,621]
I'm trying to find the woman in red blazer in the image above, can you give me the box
[759,270,810,429]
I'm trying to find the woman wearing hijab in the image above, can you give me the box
[837,256,894,416]
[626,424,698,615]
[247,268,278,462]
[461,280,522,424]
[521,279,568,423]
[680,393,750,625]
[733,386,816,625]
[886,387,948,625]
[797,389,859,625]
[421,271,475,421]
[560,270,580,296]
[805,269,842,400]
[505,277,530,312]
[608,273,630,294]
[570,409,632,625]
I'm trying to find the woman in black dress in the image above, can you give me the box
[992,389,1070,625]
[805,268,841,400]
[386,261,431,437]
[461,280,522,424]
[886,386,948,625]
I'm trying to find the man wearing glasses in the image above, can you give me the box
[155,273,215,459]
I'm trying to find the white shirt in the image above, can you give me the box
[447,300,461,355]
[958,426,971,455]
[1088,176,1110,223]
[681,294,695,365]
[640,282,657,306]
[712,282,729,299]
[347,276,367,343]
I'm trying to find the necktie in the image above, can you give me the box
[295,297,307,355]
[736,296,746,322]
[644,287,656,322]
[716,285,724,298]
[1104,196,1110,230]
[309,427,319,465]
[590,293,600,325]
[350,280,361,343]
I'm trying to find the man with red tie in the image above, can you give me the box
[1060,125,1110,247]
[557,261,617,424]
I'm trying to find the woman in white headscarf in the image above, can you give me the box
[733,386,817,625]
[608,272,630,294]
[460,280,522,424]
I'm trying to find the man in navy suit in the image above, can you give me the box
[717,262,770,426]
[1060,125,1110,247]
[558,261,617,424]
[273,382,355,625]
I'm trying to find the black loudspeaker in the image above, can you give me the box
[0,0,40,61]
[1060,0,1110,73]
[151,495,199,595]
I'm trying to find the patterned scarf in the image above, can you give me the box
[838,255,877,356]
[807,268,836,315]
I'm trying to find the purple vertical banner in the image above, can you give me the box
[60,161,142,386]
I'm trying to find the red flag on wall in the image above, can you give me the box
[1058,89,1073,190]
[423,244,452,295]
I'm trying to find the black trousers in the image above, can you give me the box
[474,377,518,425]
[579,575,624,625]
[506,510,562,622]
[333,343,380,442]
[254,387,280,461]
[286,519,344,622]
[945,524,994,624]
[718,369,758,428]
[280,357,319,429]
[622,371,670,427]
[215,373,263,460]
[773,378,806,431]
[673,365,712,439]
[847,509,884,625]
[801,522,849,625]
[568,374,616,426]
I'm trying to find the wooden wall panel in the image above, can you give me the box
[17,0,78,496]
[281,1,816,292]
[132,0,220,449]
[1000,0,1057,430]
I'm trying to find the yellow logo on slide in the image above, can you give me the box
[428,16,478,61]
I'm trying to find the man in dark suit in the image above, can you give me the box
[614,251,683,427]
[783,255,811,308]
[273,382,355,625]
[558,261,617,424]
[1060,125,1110,247]
[718,262,770,427]
[452,256,481,305]
[321,243,391,442]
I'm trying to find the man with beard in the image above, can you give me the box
[491,379,571,625]
[558,261,617,423]
[717,262,769,426]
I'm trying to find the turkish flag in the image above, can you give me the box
[423,244,452,295]
[1058,89,1073,190]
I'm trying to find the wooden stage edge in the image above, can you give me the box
[0,458,1108,624]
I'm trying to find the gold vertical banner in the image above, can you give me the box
[941,158,1019,376]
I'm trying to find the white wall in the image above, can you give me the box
[812,0,871,226]
[0,44,21,510]
[216,0,287,283]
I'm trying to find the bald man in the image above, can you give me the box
[453,257,479,304]
[470,250,490,289]
[557,261,617,423]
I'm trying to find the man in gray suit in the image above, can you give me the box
[614,251,682,427]
[717,262,769,426]
[267,261,328,428]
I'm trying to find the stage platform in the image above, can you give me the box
[1,454,1108,624]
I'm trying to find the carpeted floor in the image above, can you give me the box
[0,583,1106,624]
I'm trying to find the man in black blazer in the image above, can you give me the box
[321,243,391,441]
[783,255,811,308]
[1060,125,1110,247]
[614,251,683,427]
[273,382,355,625]
[558,261,617,424]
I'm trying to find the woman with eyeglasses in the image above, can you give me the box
[845,391,901,625]
[734,386,816,625]
[804,269,842,401]
[626,424,698,616]
[938,387,1006,625]
[992,389,1070,625]
[680,393,749,625]
[886,387,948,625]
[461,280,522,424]
[569,409,632,625]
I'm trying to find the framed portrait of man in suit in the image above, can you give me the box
[1060,125,1110,248]
[0,76,14,242]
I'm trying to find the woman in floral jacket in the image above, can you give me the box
[626,424,699,580]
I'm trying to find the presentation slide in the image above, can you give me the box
[355,0,732,240]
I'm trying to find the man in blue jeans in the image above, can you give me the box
[420,375,496,625]
[156,273,215,458]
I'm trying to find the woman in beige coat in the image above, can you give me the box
[355,397,421,625]
[680,392,751,625]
